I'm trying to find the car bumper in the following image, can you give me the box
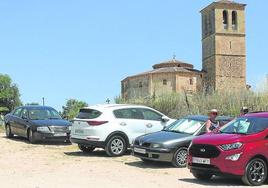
[35,132,70,142]
[187,151,246,176]
[70,137,105,148]
[131,146,174,162]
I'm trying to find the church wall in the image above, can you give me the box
[121,75,150,99]
[151,73,175,96]
[215,56,246,90]
[176,74,202,93]
[215,35,246,56]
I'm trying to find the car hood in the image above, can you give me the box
[137,131,194,146]
[192,133,244,145]
[30,119,71,127]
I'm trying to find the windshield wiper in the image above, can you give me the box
[169,130,189,134]
[222,132,248,135]
[48,117,60,119]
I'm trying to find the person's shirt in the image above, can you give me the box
[206,119,220,133]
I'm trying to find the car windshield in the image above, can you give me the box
[29,108,62,120]
[164,118,205,135]
[220,117,268,135]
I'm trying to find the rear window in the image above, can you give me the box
[76,109,102,119]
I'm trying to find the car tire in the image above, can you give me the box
[242,158,267,186]
[28,129,37,144]
[172,147,188,168]
[5,124,14,138]
[105,135,127,157]
[192,172,213,180]
[78,144,95,153]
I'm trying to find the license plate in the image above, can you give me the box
[54,133,67,137]
[192,157,210,165]
[75,129,84,134]
[134,147,146,154]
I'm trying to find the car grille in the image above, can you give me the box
[134,140,139,145]
[133,140,151,148]
[49,126,69,133]
[141,142,151,147]
[189,144,220,158]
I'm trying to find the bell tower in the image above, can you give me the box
[201,0,246,91]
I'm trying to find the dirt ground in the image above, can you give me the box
[0,132,267,188]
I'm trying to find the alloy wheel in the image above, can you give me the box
[110,138,124,155]
[248,160,266,183]
[176,149,187,167]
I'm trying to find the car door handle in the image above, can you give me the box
[120,122,127,126]
[146,123,153,128]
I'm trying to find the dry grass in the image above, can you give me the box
[116,90,268,118]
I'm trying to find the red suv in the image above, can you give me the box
[188,112,268,186]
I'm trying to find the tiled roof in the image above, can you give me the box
[215,0,243,5]
[129,66,202,78]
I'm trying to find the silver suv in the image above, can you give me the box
[71,104,173,156]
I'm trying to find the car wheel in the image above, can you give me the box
[192,172,213,180]
[105,135,127,157]
[78,144,95,153]
[5,124,14,138]
[172,147,188,168]
[242,158,267,186]
[28,129,37,144]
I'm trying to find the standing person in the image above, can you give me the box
[205,109,219,133]
[240,107,249,116]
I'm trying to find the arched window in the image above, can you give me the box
[163,79,167,85]
[223,10,228,29]
[232,11,237,30]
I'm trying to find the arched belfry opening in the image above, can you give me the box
[223,10,228,29]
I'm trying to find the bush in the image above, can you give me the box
[115,90,268,119]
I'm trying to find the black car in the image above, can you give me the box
[4,106,71,143]
[132,115,232,167]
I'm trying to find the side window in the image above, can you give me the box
[141,109,162,121]
[13,108,22,117]
[114,108,144,120]
[21,109,28,119]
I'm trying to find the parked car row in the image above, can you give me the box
[132,115,231,167]
[4,104,268,186]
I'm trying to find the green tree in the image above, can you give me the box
[0,74,22,111]
[62,99,88,120]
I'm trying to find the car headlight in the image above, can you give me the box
[151,143,162,148]
[225,153,242,161]
[37,126,50,133]
[220,142,243,151]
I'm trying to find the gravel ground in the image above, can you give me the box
[0,133,267,188]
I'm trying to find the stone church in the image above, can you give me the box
[121,0,247,100]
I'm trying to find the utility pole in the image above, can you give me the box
[42,97,45,106]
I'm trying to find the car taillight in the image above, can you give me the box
[87,121,108,126]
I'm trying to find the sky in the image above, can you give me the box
[0,0,267,111]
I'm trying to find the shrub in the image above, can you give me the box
[115,90,268,119]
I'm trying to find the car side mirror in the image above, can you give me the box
[161,116,170,123]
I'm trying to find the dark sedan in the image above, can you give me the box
[4,106,71,143]
[132,115,232,168]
